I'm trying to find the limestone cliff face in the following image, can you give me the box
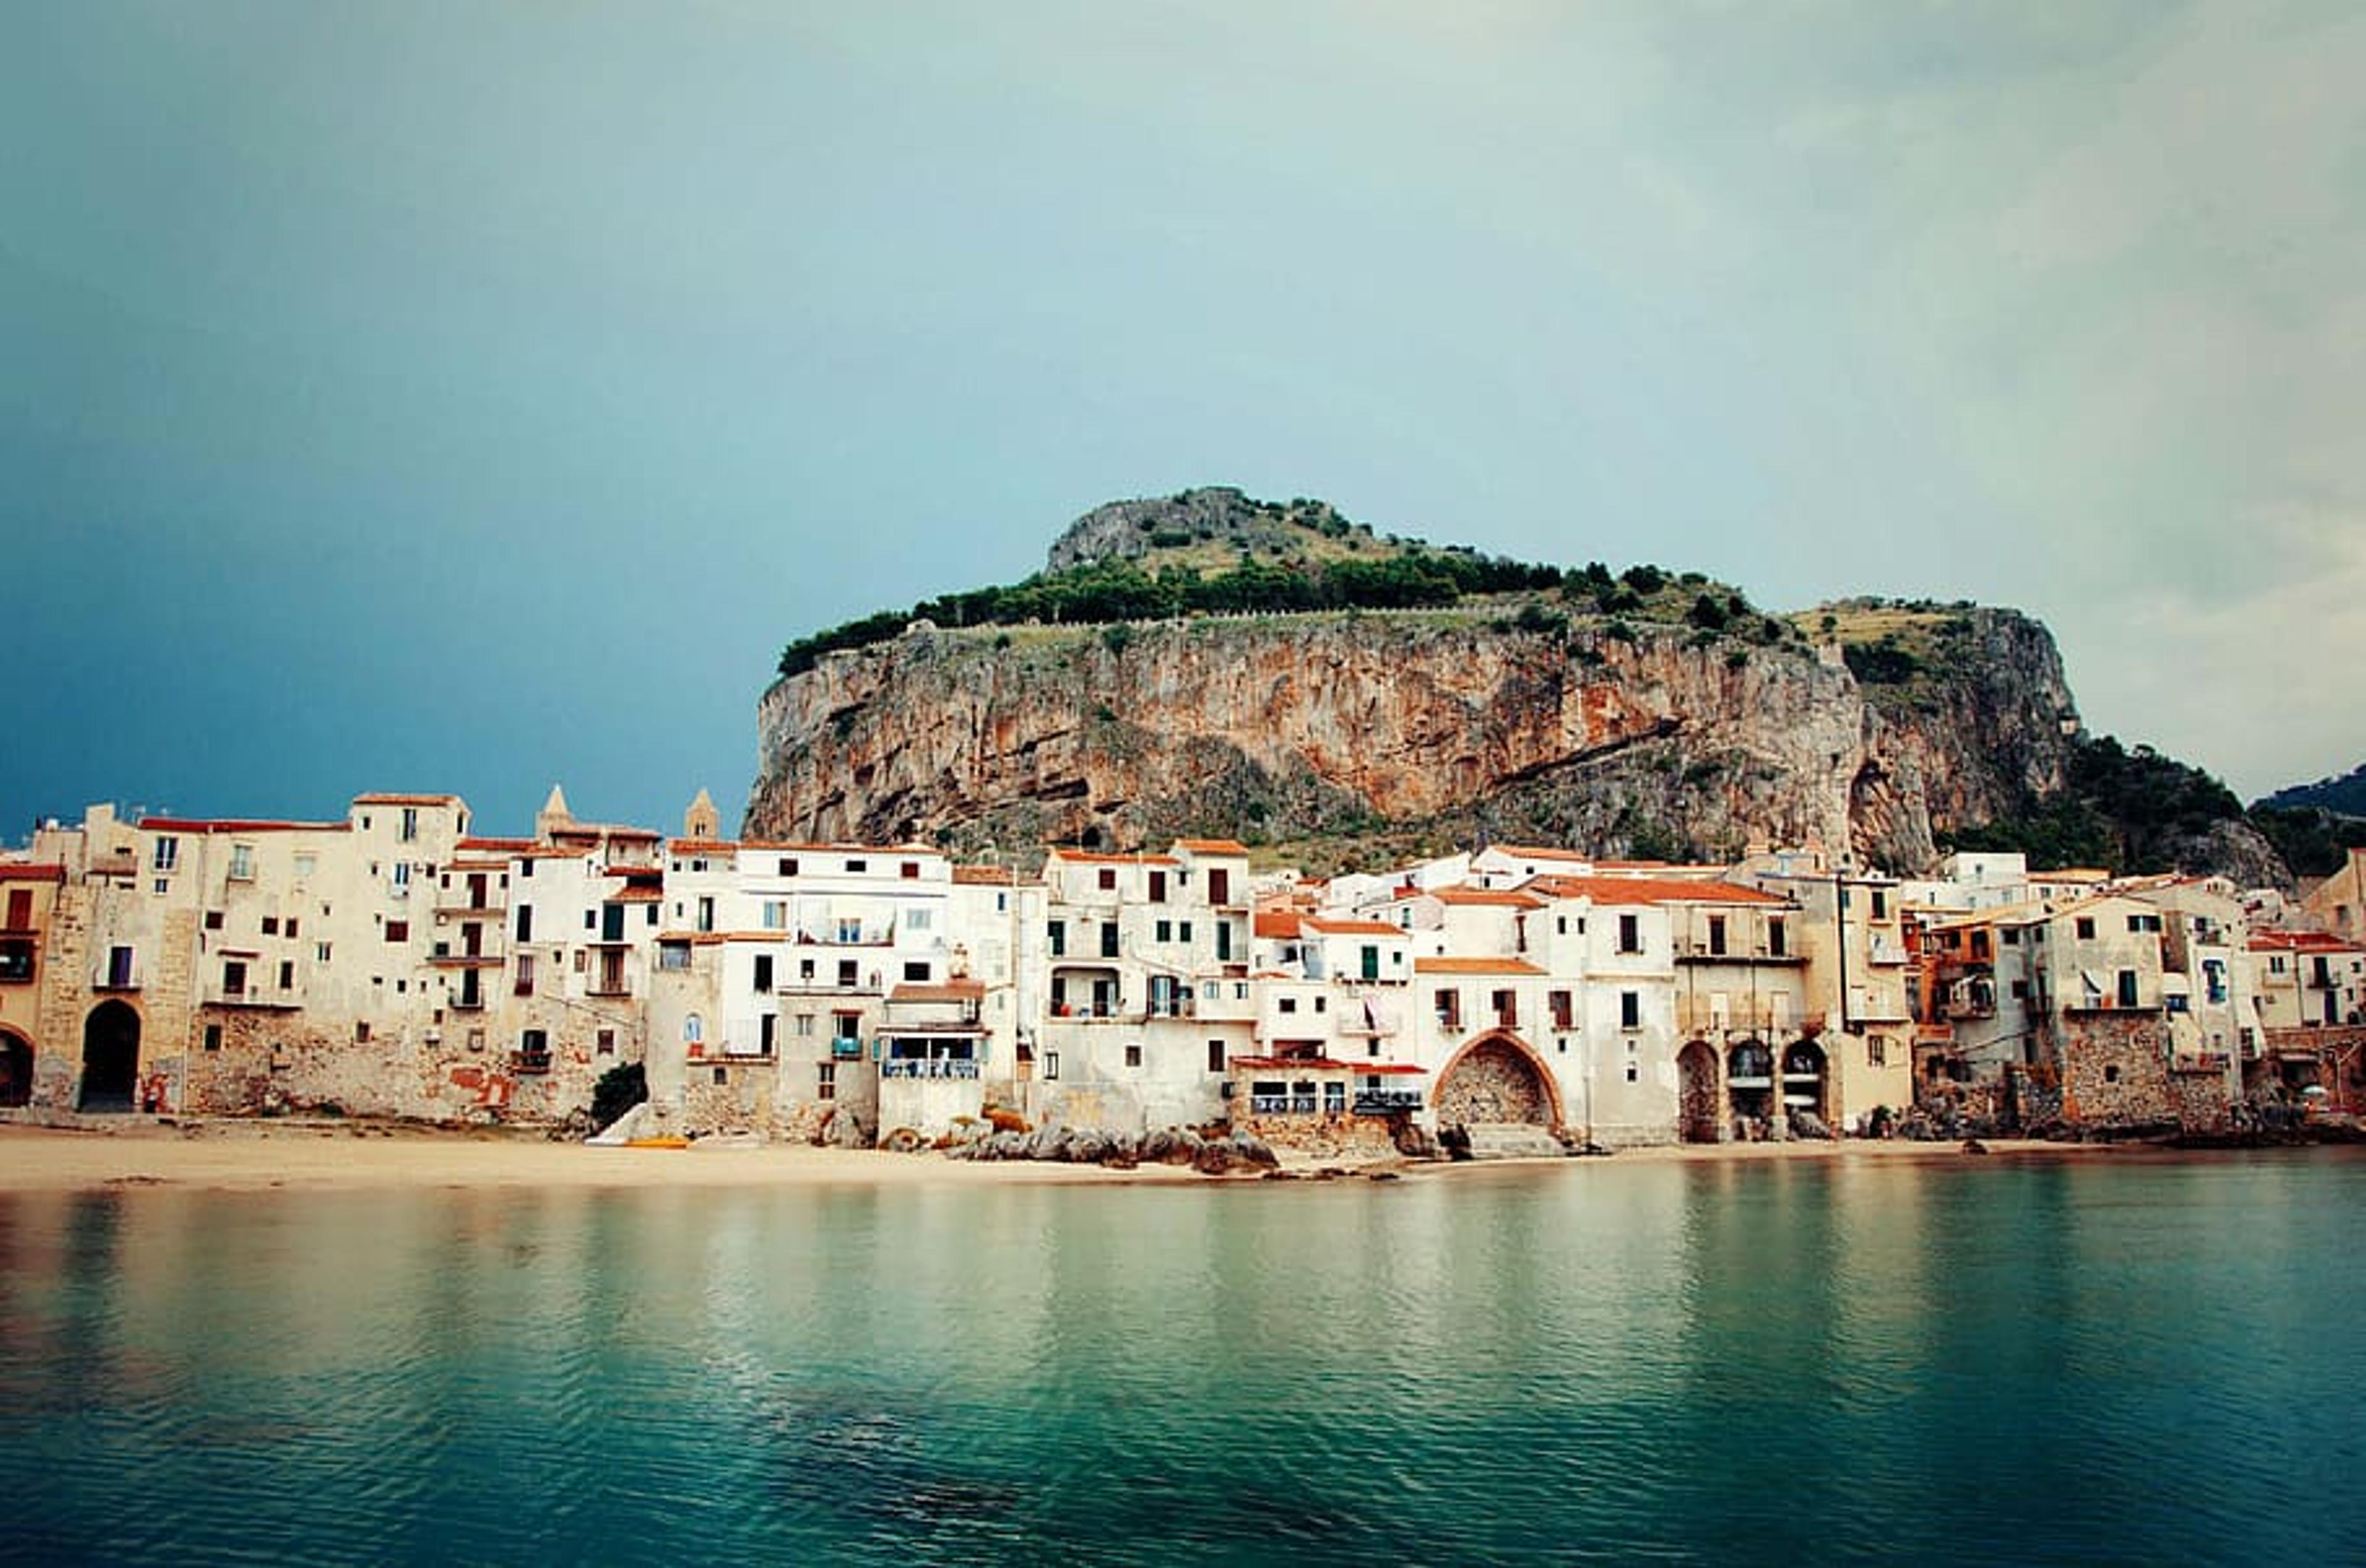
[746,608,2079,872]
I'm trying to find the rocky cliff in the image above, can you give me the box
[747,542,2086,874]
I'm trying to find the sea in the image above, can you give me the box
[2,1149,2362,1566]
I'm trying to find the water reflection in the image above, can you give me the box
[0,1153,2362,1564]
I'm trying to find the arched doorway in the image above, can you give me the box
[1781,1040,1829,1130]
[1727,1040,1773,1137]
[79,1001,140,1113]
[1677,1041,1721,1142]
[1434,1031,1562,1127]
[0,1029,30,1108]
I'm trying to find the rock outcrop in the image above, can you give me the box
[747,602,2080,874]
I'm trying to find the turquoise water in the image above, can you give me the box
[3,1152,2362,1565]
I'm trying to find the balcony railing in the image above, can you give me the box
[510,1050,553,1075]
[1251,1094,1322,1115]
[881,1059,980,1079]
[2173,1052,2232,1074]
[1352,1090,1424,1115]
[831,1038,863,1059]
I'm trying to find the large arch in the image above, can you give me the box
[1677,1040,1721,1143]
[1433,1030,1565,1129]
[0,1028,30,1108]
[79,1001,140,1113]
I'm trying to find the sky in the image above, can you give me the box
[4,1,2361,840]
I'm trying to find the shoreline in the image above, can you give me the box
[0,1118,2330,1195]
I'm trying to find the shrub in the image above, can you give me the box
[590,1060,648,1132]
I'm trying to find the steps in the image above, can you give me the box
[1463,1122,1567,1161]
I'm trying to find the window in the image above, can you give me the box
[1492,989,1516,1027]
[516,953,537,994]
[107,946,136,988]
[1124,1043,1142,1069]
[902,961,929,983]
[2002,927,2020,946]
[837,959,858,988]
[2075,917,2096,940]
[356,1021,370,1043]
[1868,1036,1888,1067]
[2116,969,2139,1009]
[1279,996,1298,1014]
[597,1028,616,1056]
[1361,944,1380,981]
[315,942,331,963]
[277,961,293,990]
[391,861,409,889]
[1707,915,1726,956]
[1550,990,1573,1030]
[845,859,866,874]
[385,920,409,943]
[1048,920,1066,957]
[754,955,774,993]
[1626,1063,1640,1083]
[713,1066,729,1085]
[1207,1040,1226,1073]
[1435,989,1461,1029]
[400,806,419,842]
[762,900,786,930]
[796,1013,815,1037]
[759,1014,777,1056]
[685,1014,704,1044]
[203,1024,221,1052]
[901,860,920,880]
[261,916,278,936]
[1100,922,1120,958]
[1314,996,1326,1014]
[1871,889,1888,919]
[204,911,224,932]
[153,837,179,872]
[818,1062,836,1099]
[696,897,715,933]
[1155,919,1173,943]
[1324,1081,1346,1115]
[1149,871,1167,902]
[1768,919,1786,958]
[1097,867,1117,892]
[1177,920,1192,943]
[2103,1064,2121,1084]
[1618,914,1641,953]
[778,857,798,877]
[1620,991,1641,1030]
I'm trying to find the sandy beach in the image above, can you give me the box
[0,1118,2127,1194]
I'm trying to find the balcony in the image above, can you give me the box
[1352,1089,1424,1115]
[1251,1094,1322,1115]
[434,893,507,918]
[881,1059,980,1080]
[205,984,299,1010]
[1675,1000,1794,1035]
[1675,941,1805,965]
[510,1050,553,1076]
[831,1038,864,1060]
[2173,1052,2232,1075]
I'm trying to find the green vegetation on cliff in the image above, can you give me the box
[778,492,1791,676]
[1940,735,2248,874]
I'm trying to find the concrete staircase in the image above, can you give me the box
[1463,1122,1567,1161]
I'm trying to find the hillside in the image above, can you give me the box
[2258,763,2366,819]
[747,489,2284,882]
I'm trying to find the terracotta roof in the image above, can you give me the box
[657,930,730,946]
[609,885,664,903]
[1303,916,1403,936]
[1526,874,1787,907]
[1254,911,1303,939]
[1231,1055,1359,1071]
[0,863,65,884]
[1432,885,1544,908]
[1359,1062,1429,1075]
[1414,957,1547,975]
[953,865,1017,885]
[456,837,537,853]
[352,793,464,807]
[139,818,349,834]
[1174,838,1250,855]
[1048,848,1180,866]
[2251,930,2364,954]
[669,839,741,855]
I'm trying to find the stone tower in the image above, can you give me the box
[683,788,719,842]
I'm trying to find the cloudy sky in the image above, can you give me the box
[4,1,2360,837]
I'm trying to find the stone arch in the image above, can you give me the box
[1677,1039,1720,1143]
[79,1000,141,1113]
[1726,1038,1774,1135]
[1433,1030,1564,1129]
[0,1028,31,1108]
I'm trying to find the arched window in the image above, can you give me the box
[684,1014,704,1044]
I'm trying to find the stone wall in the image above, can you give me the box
[2059,1014,2177,1129]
